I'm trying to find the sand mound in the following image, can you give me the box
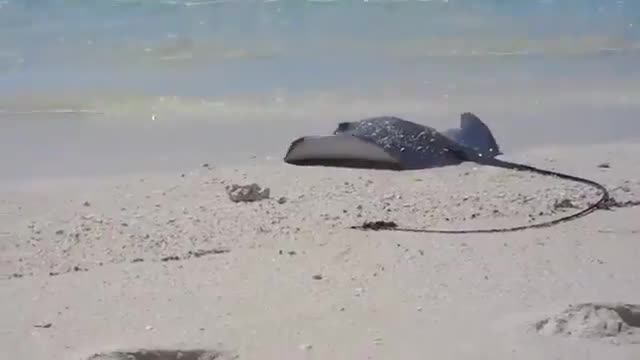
[87,349,227,360]
[535,303,640,343]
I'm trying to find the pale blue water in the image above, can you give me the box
[1,0,640,178]
[1,0,639,96]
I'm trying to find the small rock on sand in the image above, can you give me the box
[554,198,577,210]
[226,183,270,203]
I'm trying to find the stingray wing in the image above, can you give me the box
[283,135,404,170]
[442,113,503,159]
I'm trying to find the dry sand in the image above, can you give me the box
[1,141,640,360]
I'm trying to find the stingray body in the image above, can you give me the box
[284,113,501,170]
[283,112,609,233]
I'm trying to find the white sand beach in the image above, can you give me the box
[2,139,640,360]
[3,2,640,358]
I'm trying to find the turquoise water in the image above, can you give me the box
[1,0,640,178]
[1,0,639,97]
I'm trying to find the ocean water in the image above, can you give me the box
[1,0,640,178]
[1,0,639,96]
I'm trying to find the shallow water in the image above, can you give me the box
[2,0,639,96]
[1,0,640,178]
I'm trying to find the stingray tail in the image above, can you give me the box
[351,158,610,234]
[450,112,503,159]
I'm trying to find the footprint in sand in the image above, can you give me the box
[87,349,231,360]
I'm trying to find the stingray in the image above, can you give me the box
[283,112,609,233]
